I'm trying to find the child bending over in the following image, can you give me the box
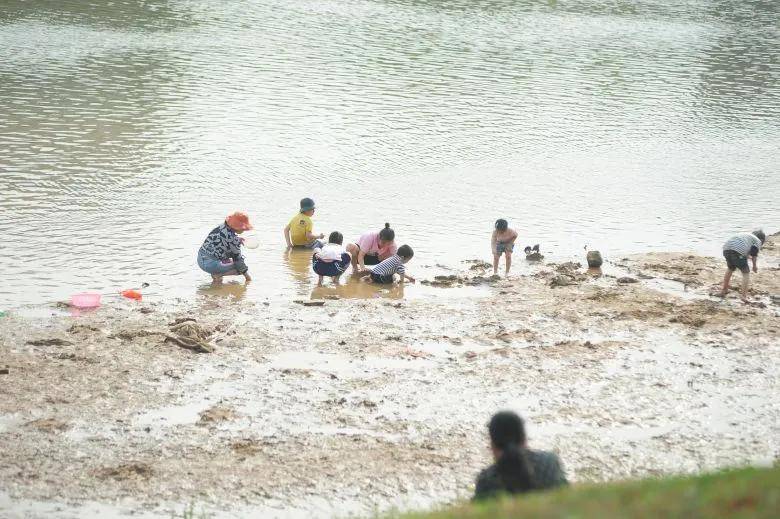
[362,245,416,284]
[492,219,518,276]
[720,229,765,303]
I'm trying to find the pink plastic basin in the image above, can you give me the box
[70,292,101,308]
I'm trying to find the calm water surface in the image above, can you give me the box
[1,0,778,307]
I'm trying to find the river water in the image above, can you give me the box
[1,0,778,308]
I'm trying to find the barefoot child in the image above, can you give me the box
[197,212,253,284]
[720,230,766,302]
[492,219,518,275]
[362,245,416,284]
[312,232,351,286]
[284,198,325,249]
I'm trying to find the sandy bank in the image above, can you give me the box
[1,238,778,518]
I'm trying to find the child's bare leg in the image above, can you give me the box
[493,254,500,275]
[317,275,324,286]
[505,252,512,275]
[333,275,341,285]
[211,274,223,285]
[244,272,252,283]
[740,272,750,302]
[719,269,733,297]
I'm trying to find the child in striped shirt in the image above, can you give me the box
[363,245,416,284]
[719,229,765,302]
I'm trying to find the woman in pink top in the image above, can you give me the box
[346,223,397,273]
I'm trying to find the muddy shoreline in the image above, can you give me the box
[1,241,779,518]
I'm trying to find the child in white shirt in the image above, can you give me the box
[312,232,351,286]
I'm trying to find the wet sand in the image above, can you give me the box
[1,236,779,518]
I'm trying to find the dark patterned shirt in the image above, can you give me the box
[199,223,244,262]
[473,449,568,501]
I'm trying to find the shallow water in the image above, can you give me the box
[1,0,779,307]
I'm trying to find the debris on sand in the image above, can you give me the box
[25,338,73,347]
[403,347,431,358]
[67,324,101,334]
[468,261,492,271]
[669,314,707,328]
[550,275,575,288]
[493,325,538,343]
[164,321,214,353]
[422,275,461,287]
[231,439,265,457]
[198,405,238,425]
[295,299,326,306]
[169,316,196,326]
[556,262,582,273]
[96,462,153,481]
[170,321,210,341]
[422,272,503,287]
[618,276,639,284]
[586,250,603,268]
[523,245,543,261]
[109,329,166,341]
[27,418,70,432]
[0,366,8,375]
[164,334,213,353]
[549,263,586,287]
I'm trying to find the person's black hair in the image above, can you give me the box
[495,219,508,231]
[397,244,414,259]
[753,229,766,244]
[328,231,343,245]
[488,411,535,494]
[379,223,395,242]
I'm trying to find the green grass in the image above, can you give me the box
[396,465,780,519]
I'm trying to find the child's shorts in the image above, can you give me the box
[371,272,395,284]
[313,253,350,277]
[198,252,248,275]
[495,242,514,255]
[723,250,749,273]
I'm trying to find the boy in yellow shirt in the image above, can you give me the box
[284,197,325,249]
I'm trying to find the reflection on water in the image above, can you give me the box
[284,248,406,300]
[310,279,406,301]
[196,281,248,301]
[0,0,778,307]
[283,249,316,293]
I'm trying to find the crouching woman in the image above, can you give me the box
[197,212,253,284]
